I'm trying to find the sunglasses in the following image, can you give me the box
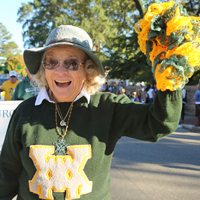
[42,56,85,71]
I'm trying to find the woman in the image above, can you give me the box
[0,25,182,200]
[194,84,200,126]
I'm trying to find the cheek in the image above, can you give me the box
[74,74,85,85]
[79,73,86,83]
[72,71,86,89]
[45,70,53,85]
[79,68,87,81]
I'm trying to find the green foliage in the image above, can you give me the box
[17,0,142,68]
[17,0,121,62]
[105,32,154,83]
[16,0,200,84]
[5,55,26,77]
[0,23,22,73]
[0,23,21,63]
[182,0,200,16]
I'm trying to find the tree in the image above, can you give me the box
[104,0,152,82]
[183,0,200,16]
[0,23,21,69]
[17,0,119,62]
[18,0,195,84]
[5,55,26,77]
[105,32,154,83]
[17,0,147,64]
[107,0,200,84]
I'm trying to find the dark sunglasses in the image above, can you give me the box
[42,56,85,71]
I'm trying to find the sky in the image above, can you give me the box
[0,0,31,52]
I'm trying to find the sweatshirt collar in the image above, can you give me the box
[35,86,90,106]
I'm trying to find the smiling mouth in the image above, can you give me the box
[55,80,72,87]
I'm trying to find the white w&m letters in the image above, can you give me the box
[29,144,92,200]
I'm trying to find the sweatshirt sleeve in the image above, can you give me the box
[0,110,22,199]
[111,90,182,142]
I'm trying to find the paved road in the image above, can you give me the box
[110,127,200,200]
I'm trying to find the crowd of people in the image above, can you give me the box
[102,80,200,127]
[101,81,158,103]
[101,82,194,128]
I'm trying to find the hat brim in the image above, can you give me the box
[23,42,105,76]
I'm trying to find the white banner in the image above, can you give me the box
[0,101,22,150]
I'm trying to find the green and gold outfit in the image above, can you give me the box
[0,90,182,200]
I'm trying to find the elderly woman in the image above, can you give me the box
[0,25,182,200]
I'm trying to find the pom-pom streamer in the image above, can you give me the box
[135,0,200,91]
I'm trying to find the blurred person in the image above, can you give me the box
[118,82,123,93]
[194,84,200,126]
[153,83,158,95]
[104,82,109,92]
[181,87,187,123]
[136,87,142,102]
[0,70,19,100]
[131,92,137,101]
[119,88,126,95]
[147,84,155,103]
[110,82,117,94]
[145,93,150,103]
[12,67,41,100]
[127,91,134,100]
[100,83,106,92]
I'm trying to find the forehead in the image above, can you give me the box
[45,45,86,59]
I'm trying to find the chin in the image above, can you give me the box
[55,93,74,102]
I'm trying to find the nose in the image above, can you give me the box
[55,61,68,73]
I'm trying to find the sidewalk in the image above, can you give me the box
[179,115,200,132]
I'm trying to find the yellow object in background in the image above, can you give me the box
[1,91,5,97]
[0,91,5,101]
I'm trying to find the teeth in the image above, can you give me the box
[56,80,70,83]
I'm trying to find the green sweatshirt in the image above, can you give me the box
[11,76,40,100]
[0,90,182,200]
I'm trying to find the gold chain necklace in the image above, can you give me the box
[55,101,74,139]
[56,102,73,126]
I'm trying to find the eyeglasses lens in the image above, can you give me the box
[43,56,81,71]
[64,58,80,71]
[43,57,58,69]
